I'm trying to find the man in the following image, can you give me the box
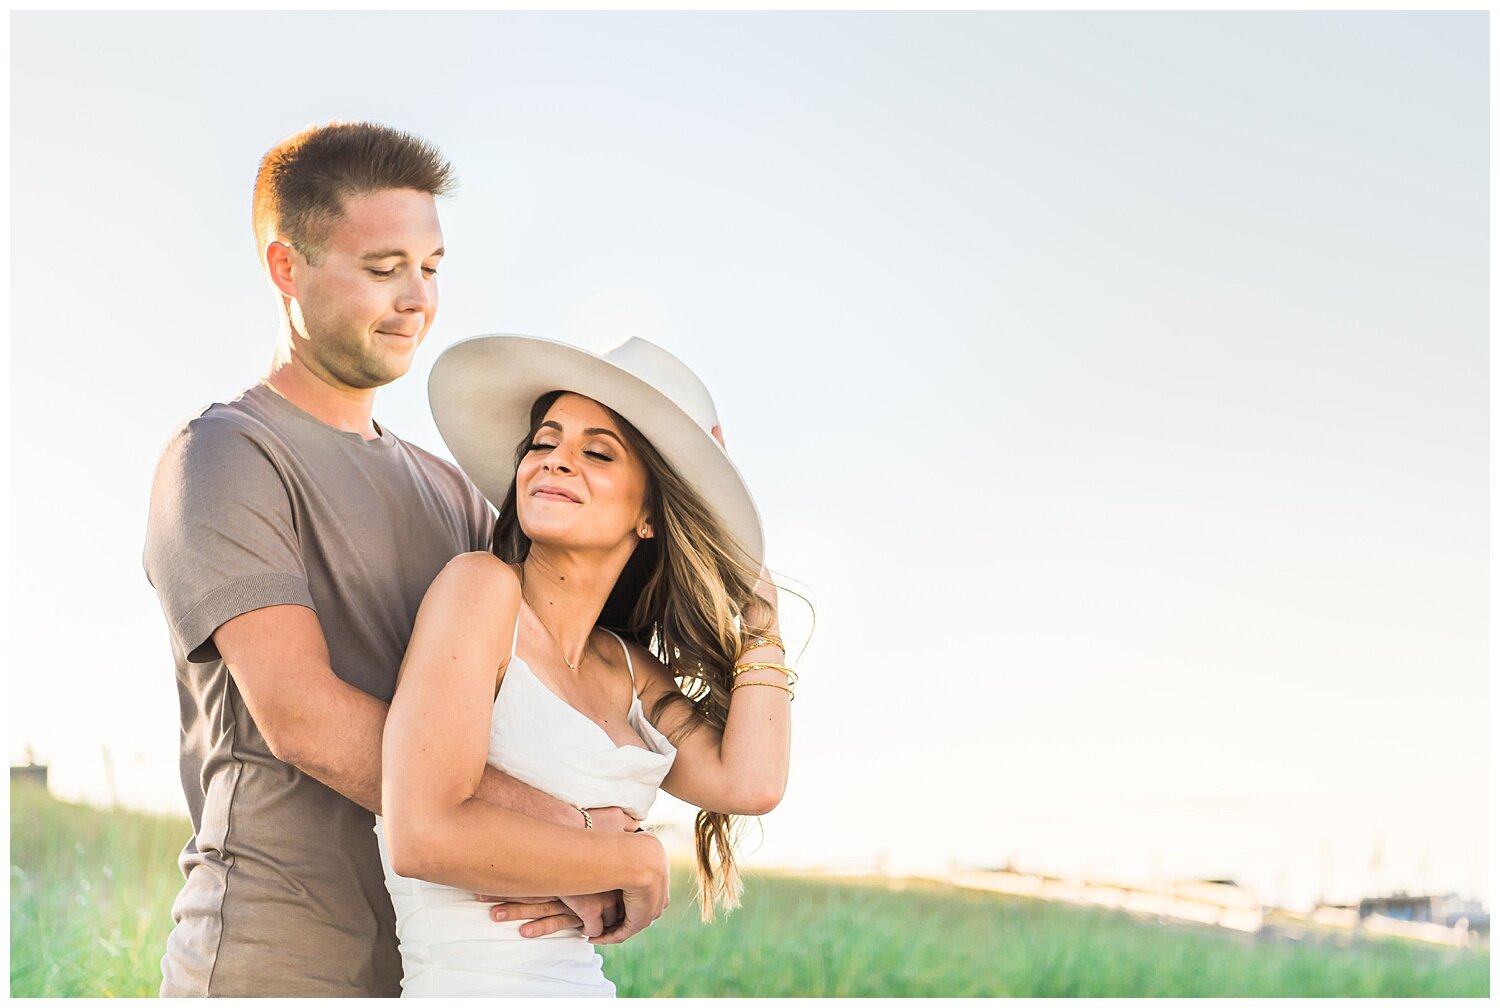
[144,122,668,997]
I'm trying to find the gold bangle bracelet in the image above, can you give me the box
[734,662,793,674]
[735,668,797,686]
[731,680,794,699]
[738,633,785,655]
[734,662,796,684]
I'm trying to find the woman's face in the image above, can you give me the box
[514,392,652,553]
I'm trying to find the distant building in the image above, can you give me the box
[10,762,48,790]
[1359,893,1489,938]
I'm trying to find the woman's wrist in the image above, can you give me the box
[616,830,667,890]
[736,640,784,661]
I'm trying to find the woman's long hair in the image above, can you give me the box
[492,391,778,920]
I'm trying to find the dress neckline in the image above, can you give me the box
[500,653,674,758]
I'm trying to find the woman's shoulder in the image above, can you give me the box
[601,633,673,688]
[429,551,521,603]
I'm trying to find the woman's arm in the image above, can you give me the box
[381,552,669,937]
[637,428,791,815]
[214,603,601,823]
[632,615,792,817]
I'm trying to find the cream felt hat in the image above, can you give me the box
[428,334,764,571]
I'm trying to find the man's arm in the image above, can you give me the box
[214,601,645,940]
[213,602,588,824]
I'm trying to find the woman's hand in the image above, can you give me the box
[477,805,640,937]
[493,834,670,945]
[591,832,671,945]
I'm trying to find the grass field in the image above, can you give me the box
[11,783,1490,997]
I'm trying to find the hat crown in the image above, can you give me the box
[603,337,720,435]
[428,332,762,568]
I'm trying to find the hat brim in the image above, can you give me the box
[428,334,764,572]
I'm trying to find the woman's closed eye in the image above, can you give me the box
[526,442,613,461]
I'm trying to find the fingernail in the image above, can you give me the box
[492,910,506,921]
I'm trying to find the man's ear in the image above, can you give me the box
[265,240,300,300]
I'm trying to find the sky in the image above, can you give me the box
[7,11,1489,911]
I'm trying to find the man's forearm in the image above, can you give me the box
[471,763,583,827]
[285,674,579,826]
[277,676,387,812]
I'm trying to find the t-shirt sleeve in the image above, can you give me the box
[466,483,497,553]
[143,413,315,663]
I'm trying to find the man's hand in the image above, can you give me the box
[477,892,623,938]
[586,805,641,834]
[591,832,671,946]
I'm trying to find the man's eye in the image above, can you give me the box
[422,266,439,277]
[368,268,395,278]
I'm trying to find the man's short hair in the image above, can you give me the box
[252,121,456,264]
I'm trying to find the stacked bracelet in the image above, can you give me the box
[736,633,785,659]
[731,680,794,698]
[733,661,797,685]
[576,806,594,829]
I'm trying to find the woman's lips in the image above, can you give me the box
[532,489,581,503]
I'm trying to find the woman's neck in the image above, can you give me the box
[519,547,630,664]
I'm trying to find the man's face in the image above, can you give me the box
[284,188,444,390]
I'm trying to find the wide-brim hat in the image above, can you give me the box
[428,334,764,571]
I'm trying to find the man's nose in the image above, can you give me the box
[395,271,432,313]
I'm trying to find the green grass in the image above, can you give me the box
[10,782,188,997]
[604,874,1490,997]
[11,784,1490,997]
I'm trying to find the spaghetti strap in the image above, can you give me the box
[510,564,524,662]
[601,628,636,688]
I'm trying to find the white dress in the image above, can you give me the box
[374,625,677,997]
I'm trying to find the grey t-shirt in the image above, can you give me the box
[143,382,494,996]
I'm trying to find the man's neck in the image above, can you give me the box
[263,352,381,441]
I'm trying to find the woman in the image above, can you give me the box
[375,335,794,997]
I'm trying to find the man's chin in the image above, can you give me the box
[373,361,415,387]
[337,354,415,390]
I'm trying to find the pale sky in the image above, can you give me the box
[8,11,1489,910]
